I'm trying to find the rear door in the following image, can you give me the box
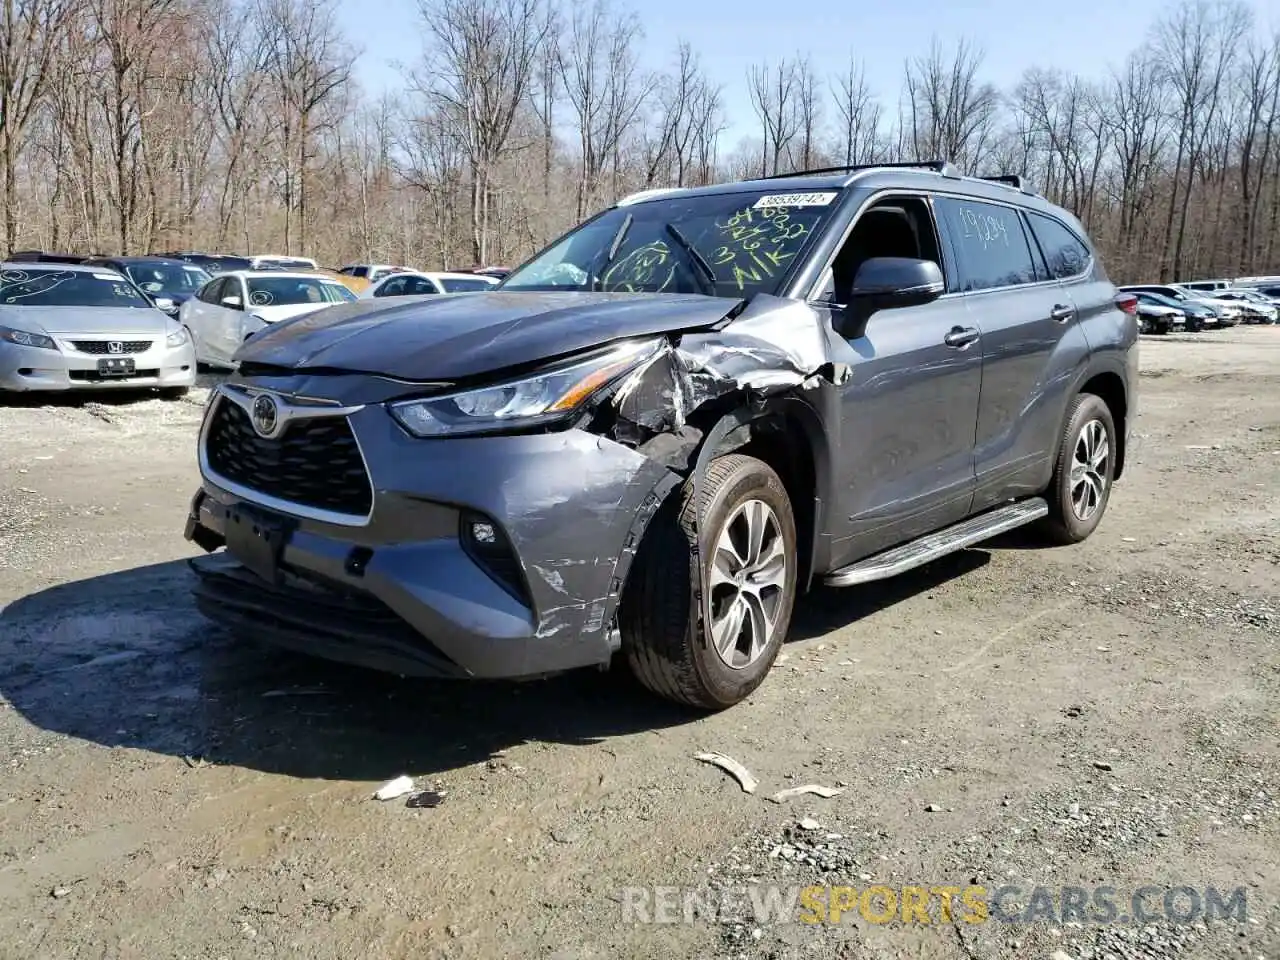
[933,196,1090,512]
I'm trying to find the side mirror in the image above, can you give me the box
[154,296,175,312]
[851,257,945,310]
[830,257,944,337]
[220,295,243,309]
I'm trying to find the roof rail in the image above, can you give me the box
[760,160,957,181]
[979,174,1037,195]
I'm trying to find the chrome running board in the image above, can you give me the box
[823,498,1049,588]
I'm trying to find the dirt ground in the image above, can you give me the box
[0,329,1277,960]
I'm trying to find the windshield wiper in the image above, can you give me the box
[591,213,633,291]
[663,222,716,296]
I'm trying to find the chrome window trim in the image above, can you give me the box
[803,187,1094,304]
[197,382,375,528]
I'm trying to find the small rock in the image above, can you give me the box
[798,818,822,831]
[1093,761,1114,771]
[1050,950,1076,960]
[50,887,70,899]
[925,803,942,812]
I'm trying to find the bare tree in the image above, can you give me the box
[903,36,1000,169]
[560,0,647,218]
[1235,33,1280,270]
[747,56,800,176]
[413,0,545,263]
[0,0,73,250]
[1153,0,1252,279]
[1,0,1278,284]
[831,54,883,166]
[258,0,354,254]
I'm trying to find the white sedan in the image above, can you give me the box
[181,270,356,367]
[358,270,500,299]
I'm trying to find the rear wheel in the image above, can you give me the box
[1038,393,1117,545]
[620,454,797,710]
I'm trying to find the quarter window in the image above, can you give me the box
[935,197,1038,292]
[1026,212,1091,280]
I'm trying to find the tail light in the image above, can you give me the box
[1114,293,1138,316]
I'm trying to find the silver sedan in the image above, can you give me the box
[0,262,196,396]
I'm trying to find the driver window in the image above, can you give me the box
[203,278,226,303]
[822,196,942,304]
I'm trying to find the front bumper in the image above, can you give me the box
[0,336,196,391]
[185,392,679,680]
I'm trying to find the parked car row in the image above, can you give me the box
[0,249,511,389]
[1119,280,1279,334]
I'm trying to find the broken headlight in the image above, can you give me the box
[388,338,663,438]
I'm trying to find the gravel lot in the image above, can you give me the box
[0,331,1277,960]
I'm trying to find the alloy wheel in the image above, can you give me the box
[1069,419,1110,522]
[707,499,788,669]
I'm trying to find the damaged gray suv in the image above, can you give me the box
[184,160,1138,709]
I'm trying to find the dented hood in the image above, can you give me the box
[233,290,744,380]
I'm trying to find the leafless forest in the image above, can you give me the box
[1,0,1278,282]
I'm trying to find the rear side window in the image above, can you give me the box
[352,266,369,278]
[934,197,1038,292]
[1027,213,1091,280]
[375,276,408,297]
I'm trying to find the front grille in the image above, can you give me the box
[204,397,373,517]
[71,340,152,355]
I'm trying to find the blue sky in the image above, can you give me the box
[338,0,1276,147]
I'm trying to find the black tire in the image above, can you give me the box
[620,453,798,710]
[1155,320,1170,335]
[1186,318,1203,332]
[1038,393,1117,545]
[159,386,190,399]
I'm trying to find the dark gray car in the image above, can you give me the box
[184,161,1138,710]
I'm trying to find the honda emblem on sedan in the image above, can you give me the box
[107,341,123,354]
[251,393,280,438]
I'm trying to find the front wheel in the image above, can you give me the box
[1038,393,1117,545]
[620,453,797,710]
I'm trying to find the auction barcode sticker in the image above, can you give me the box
[753,192,838,208]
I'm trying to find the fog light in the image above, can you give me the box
[471,521,496,544]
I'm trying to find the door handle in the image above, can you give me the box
[943,326,980,348]
[1050,303,1075,322]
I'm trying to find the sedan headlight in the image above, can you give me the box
[0,325,57,350]
[165,325,189,347]
[389,338,663,438]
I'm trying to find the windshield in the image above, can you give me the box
[500,189,841,298]
[0,268,151,307]
[125,262,211,294]
[439,276,496,292]
[245,276,356,307]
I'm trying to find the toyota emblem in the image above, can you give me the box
[107,341,124,354]
[251,393,280,437]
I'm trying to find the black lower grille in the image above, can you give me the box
[71,340,152,354]
[189,555,462,679]
[204,397,373,516]
[69,368,159,381]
